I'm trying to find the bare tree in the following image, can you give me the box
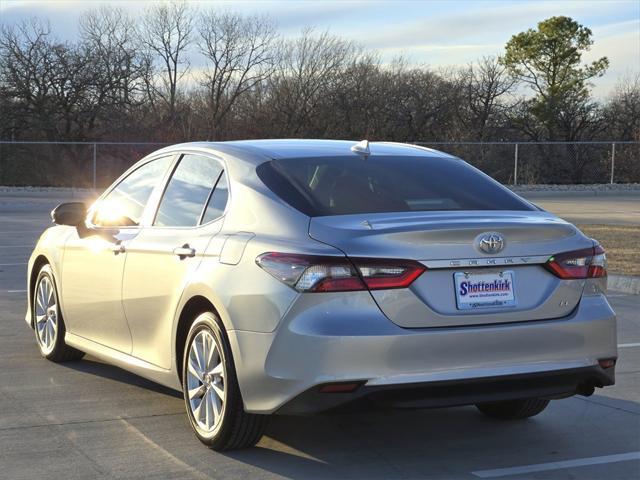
[268,29,359,136]
[138,0,193,119]
[197,11,278,139]
[461,56,517,140]
[371,60,463,142]
[79,6,151,135]
[605,74,640,141]
[80,7,143,100]
[0,19,90,139]
[0,19,103,184]
[0,19,52,121]
[327,52,383,138]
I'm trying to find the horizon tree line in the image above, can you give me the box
[0,3,638,185]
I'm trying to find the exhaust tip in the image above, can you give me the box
[598,358,617,369]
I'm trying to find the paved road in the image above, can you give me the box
[520,191,640,226]
[1,192,639,479]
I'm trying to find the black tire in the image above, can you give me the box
[33,264,84,362]
[476,398,550,420]
[182,312,268,450]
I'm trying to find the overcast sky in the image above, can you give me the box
[1,0,638,97]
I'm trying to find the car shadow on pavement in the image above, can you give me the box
[45,355,640,479]
[223,407,529,478]
[217,396,640,479]
[59,356,182,398]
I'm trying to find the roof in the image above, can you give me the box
[157,139,452,164]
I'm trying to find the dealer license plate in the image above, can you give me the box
[454,271,516,310]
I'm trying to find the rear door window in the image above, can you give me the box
[256,155,534,216]
[154,154,224,227]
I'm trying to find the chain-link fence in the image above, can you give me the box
[0,141,169,189]
[0,140,638,189]
[416,141,640,185]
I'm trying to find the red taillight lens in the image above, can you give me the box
[544,245,607,279]
[255,253,365,292]
[318,382,363,393]
[354,258,426,290]
[256,253,425,292]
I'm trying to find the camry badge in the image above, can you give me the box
[476,232,505,254]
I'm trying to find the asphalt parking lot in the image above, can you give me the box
[523,192,640,226]
[0,190,639,480]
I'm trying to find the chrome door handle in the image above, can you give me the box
[109,243,125,255]
[173,244,196,259]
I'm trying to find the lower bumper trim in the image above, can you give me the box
[276,366,615,415]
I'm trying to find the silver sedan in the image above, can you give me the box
[25,140,617,450]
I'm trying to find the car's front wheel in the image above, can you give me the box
[182,312,268,450]
[33,264,84,362]
[476,398,550,420]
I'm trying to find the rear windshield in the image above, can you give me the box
[256,155,534,216]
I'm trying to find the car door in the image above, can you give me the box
[121,153,230,368]
[61,155,174,354]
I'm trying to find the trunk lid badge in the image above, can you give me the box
[476,232,506,254]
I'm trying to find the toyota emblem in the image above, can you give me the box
[476,232,505,254]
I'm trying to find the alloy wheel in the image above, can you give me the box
[35,276,58,354]
[186,329,226,433]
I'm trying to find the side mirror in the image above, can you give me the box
[51,202,87,226]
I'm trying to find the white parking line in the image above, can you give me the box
[6,290,27,293]
[471,451,640,478]
[0,263,27,266]
[619,342,640,348]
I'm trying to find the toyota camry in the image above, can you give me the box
[26,139,617,450]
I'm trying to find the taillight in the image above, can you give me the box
[544,245,607,279]
[255,253,365,292]
[256,253,425,292]
[356,258,426,289]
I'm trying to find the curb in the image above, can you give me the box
[0,186,96,197]
[608,274,640,295]
[510,183,640,194]
[518,190,640,198]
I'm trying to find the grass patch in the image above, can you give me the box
[577,224,640,276]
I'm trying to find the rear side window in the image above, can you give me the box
[256,155,534,216]
[154,154,224,227]
[202,172,229,224]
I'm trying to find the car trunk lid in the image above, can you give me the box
[309,210,592,328]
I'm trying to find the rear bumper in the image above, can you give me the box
[276,365,615,414]
[228,292,617,414]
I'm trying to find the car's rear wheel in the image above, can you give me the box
[33,264,84,362]
[476,398,550,420]
[182,312,268,450]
